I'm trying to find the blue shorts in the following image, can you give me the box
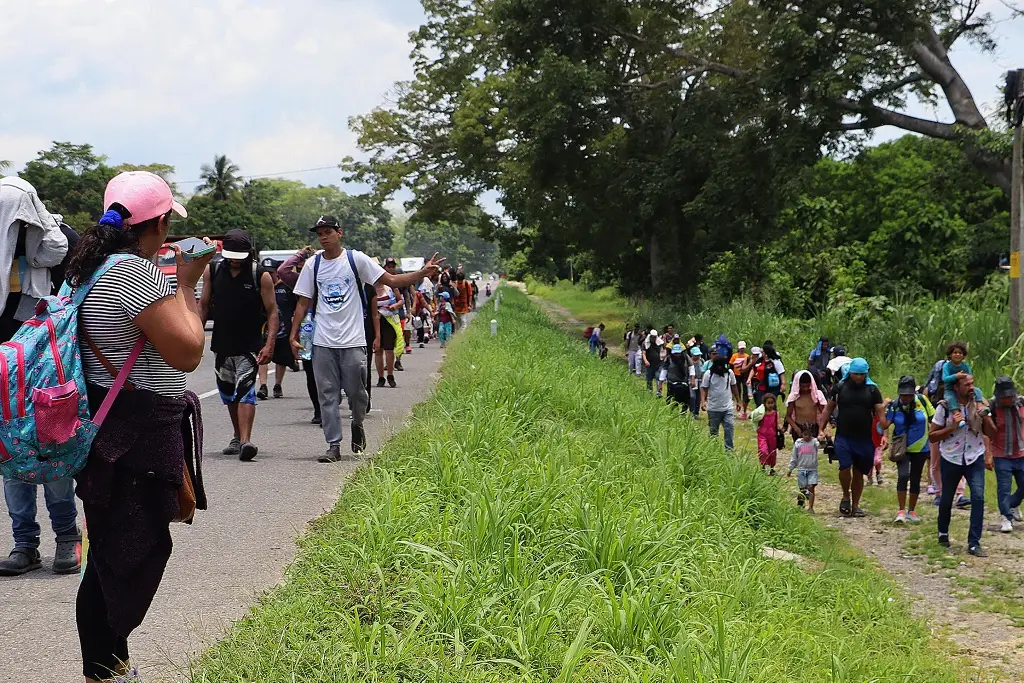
[796,469,819,488]
[835,435,875,475]
[215,353,258,405]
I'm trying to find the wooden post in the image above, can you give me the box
[1012,125,1022,339]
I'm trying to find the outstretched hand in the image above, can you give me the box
[423,252,446,277]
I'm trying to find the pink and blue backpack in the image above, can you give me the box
[0,254,144,484]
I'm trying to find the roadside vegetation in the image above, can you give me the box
[192,287,970,682]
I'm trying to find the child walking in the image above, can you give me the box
[787,425,820,512]
[437,291,455,347]
[869,412,887,485]
[753,393,781,475]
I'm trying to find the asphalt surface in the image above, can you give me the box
[0,296,484,682]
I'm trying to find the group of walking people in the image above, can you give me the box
[0,170,448,681]
[620,324,1024,558]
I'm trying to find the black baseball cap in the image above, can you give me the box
[310,215,341,232]
[384,257,397,267]
[260,257,283,269]
[995,376,1017,399]
[897,375,916,396]
[221,229,253,260]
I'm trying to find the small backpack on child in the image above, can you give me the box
[0,255,144,484]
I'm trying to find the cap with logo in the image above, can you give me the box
[751,346,762,356]
[689,347,703,357]
[310,215,341,232]
[737,341,747,350]
[221,229,253,260]
[104,171,187,225]
[897,375,917,396]
[649,329,659,336]
[671,343,683,354]
[995,376,1017,399]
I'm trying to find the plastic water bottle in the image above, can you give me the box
[298,314,314,361]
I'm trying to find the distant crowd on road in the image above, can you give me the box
[0,171,465,682]
[609,323,1024,560]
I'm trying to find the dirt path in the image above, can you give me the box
[813,481,1024,680]
[527,290,1024,681]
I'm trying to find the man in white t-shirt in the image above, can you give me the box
[290,215,443,462]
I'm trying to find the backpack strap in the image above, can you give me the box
[79,328,136,392]
[345,250,369,316]
[309,254,323,319]
[91,336,147,427]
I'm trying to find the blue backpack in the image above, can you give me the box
[0,255,144,484]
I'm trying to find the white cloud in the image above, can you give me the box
[0,0,423,187]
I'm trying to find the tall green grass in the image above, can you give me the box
[529,277,1012,396]
[191,287,973,682]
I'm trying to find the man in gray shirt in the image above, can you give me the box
[702,356,737,450]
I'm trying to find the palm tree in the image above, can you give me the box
[0,160,11,173]
[197,155,241,200]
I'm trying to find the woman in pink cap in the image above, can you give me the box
[65,172,213,683]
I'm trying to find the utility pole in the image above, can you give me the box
[1006,69,1024,338]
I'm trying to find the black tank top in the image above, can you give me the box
[210,261,265,355]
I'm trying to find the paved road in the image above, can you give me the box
[0,295,487,682]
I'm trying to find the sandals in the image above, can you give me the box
[852,508,867,518]
[839,499,852,517]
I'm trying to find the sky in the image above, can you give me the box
[1,0,1023,205]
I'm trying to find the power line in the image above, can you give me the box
[176,165,341,185]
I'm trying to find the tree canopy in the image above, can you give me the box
[345,0,1018,297]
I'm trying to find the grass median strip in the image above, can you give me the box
[191,287,969,682]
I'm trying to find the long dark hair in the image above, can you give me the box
[762,341,780,361]
[710,356,729,377]
[65,204,165,286]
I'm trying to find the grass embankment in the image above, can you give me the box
[192,287,967,682]
[528,279,1024,636]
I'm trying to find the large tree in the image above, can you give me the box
[346,0,1020,294]
[19,142,116,229]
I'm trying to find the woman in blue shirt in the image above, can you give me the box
[880,375,934,524]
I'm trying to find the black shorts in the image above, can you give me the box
[379,318,397,351]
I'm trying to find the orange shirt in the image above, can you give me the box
[454,281,473,314]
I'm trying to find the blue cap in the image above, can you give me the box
[439,291,451,300]
[690,347,703,357]
[671,344,683,354]
[849,357,869,374]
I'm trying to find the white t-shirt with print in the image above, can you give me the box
[932,402,986,466]
[293,250,385,349]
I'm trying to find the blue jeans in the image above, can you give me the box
[3,476,78,550]
[589,338,599,354]
[708,410,734,450]
[937,457,985,548]
[994,457,1024,522]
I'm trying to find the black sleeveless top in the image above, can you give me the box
[210,261,265,355]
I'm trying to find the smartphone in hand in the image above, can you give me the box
[174,237,216,262]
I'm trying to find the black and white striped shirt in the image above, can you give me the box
[78,256,186,397]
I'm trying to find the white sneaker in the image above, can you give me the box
[1013,507,1023,523]
[894,510,907,523]
[1001,518,1014,533]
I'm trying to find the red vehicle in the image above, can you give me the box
[156,235,224,299]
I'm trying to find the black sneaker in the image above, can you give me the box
[256,385,269,401]
[968,545,988,558]
[377,377,386,388]
[239,442,258,462]
[53,531,82,574]
[223,438,241,456]
[319,445,343,463]
[938,534,950,547]
[395,358,404,371]
[273,384,283,399]
[351,424,366,454]
[388,375,397,388]
[0,548,42,576]
[311,414,322,426]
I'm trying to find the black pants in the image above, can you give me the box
[896,451,929,495]
[78,555,130,679]
[304,360,319,417]
[645,364,658,391]
[666,382,690,414]
[416,326,426,344]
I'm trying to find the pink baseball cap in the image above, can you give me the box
[104,171,187,225]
